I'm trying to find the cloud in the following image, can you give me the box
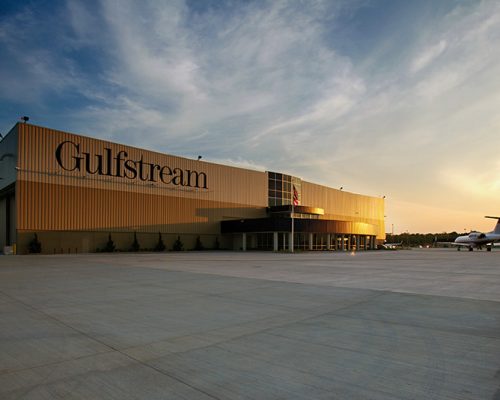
[439,160,500,201]
[209,157,267,172]
[411,40,447,73]
[68,0,365,156]
[387,199,495,234]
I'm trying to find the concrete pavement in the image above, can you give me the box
[1,249,499,399]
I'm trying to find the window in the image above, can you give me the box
[267,172,301,207]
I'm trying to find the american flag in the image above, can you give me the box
[293,185,299,206]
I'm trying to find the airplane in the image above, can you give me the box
[453,216,500,251]
[382,242,402,249]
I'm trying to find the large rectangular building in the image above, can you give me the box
[0,123,385,254]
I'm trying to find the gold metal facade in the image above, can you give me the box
[1,123,385,253]
[301,181,385,238]
[16,123,268,234]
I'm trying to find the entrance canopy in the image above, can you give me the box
[221,217,378,236]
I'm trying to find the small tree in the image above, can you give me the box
[103,234,115,252]
[172,235,183,251]
[194,236,204,251]
[28,233,42,253]
[130,232,140,252]
[154,232,166,252]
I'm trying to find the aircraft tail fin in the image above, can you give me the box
[485,216,500,234]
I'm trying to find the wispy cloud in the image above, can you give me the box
[411,40,447,73]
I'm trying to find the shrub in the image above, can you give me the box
[194,236,204,251]
[28,233,42,253]
[154,232,166,252]
[103,234,115,252]
[130,232,140,252]
[172,236,183,251]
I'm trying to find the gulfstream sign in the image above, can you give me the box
[55,140,208,189]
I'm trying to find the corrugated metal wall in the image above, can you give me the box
[301,181,385,239]
[15,123,385,241]
[18,180,264,234]
[17,124,267,234]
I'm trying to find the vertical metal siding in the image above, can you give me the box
[302,181,385,239]
[16,124,385,239]
[17,124,268,233]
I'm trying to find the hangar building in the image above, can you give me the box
[0,123,385,254]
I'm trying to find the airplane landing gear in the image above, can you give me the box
[468,247,473,251]
[487,246,492,252]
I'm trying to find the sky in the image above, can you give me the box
[1,0,499,234]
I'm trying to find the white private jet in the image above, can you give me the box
[382,242,402,249]
[454,216,500,251]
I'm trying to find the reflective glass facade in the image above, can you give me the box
[267,171,301,207]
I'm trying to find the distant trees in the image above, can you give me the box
[385,232,460,247]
